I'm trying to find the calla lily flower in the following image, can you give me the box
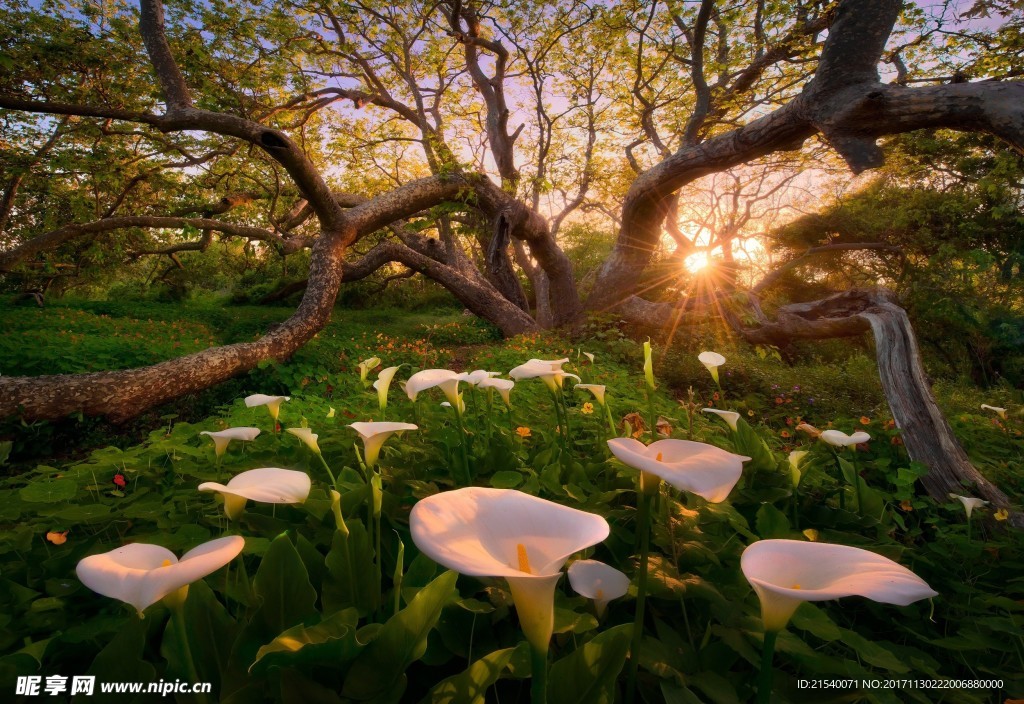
[410,487,609,653]
[200,427,260,457]
[406,369,462,406]
[509,359,580,392]
[198,468,311,520]
[741,539,937,631]
[788,450,809,488]
[702,408,739,431]
[286,427,321,454]
[357,356,381,383]
[820,429,871,447]
[349,421,418,468]
[478,377,514,406]
[567,559,629,617]
[575,383,607,406]
[949,493,989,519]
[643,339,655,389]
[608,438,750,502]
[980,404,1007,420]
[698,351,726,384]
[77,536,244,615]
[373,365,402,411]
[244,394,290,421]
[458,369,501,386]
[583,352,595,364]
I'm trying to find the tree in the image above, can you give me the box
[1,0,1022,516]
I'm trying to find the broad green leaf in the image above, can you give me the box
[490,471,523,489]
[20,479,77,503]
[755,504,790,539]
[251,608,362,673]
[428,644,525,704]
[547,623,633,704]
[342,570,457,701]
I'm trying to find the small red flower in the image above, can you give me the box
[112,473,127,489]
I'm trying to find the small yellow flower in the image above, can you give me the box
[581,403,594,415]
[516,426,532,438]
[994,508,1009,521]
[802,529,819,542]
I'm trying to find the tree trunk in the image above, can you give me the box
[0,232,350,422]
[858,299,1020,525]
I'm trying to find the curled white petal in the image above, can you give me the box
[949,493,989,519]
[285,427,320,454]
[574,384,606,406]
[200,427,260,456]
[741,539,937,631]
[568,559,629,615]
[349,421,418,467]
[76,536,244,613]
[820,429,871,447]
[980,404,1007,420]
[406,369,461,404]
[199,467,311,505]
[607,438,749,502]
[701,408,739,431]
[478,377,514,405]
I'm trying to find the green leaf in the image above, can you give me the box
[83,618,155,703]
[755,504,790,539]
[251,608,362,674]
[20,479,77,503]
[323,519,379,616]
[342,570,457,701]
[253,534,317,634]
[547,623,633,704]
[428,644,525,703]
[490,471,523,489]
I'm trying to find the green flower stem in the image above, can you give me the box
[627,484,654,704]
[171,604,210,704]
[758,629,779,704]
[967,516,972,541]
[530,643,549,704]
[605,401,617,436]
[316,453,338,491]
[559,388,572,444]
[850,452,863,515]
[453,408,472,486]
[646,386,658,442]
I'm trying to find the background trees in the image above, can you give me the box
[1,0,1022,510]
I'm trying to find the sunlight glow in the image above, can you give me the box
[683,252,710,273]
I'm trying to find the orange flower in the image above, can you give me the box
[712,392,720,401]
[516,426,532,438]
[774,397,783,405]
[780,430,791,438]
[900,500,913,512]
[46,531,69,545]
[891,436,903,446]
[860,416,871,425]
[884,419,896,430]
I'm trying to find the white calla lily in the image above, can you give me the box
[698,351,726,384]
[509,359,580,392]
[77,536,244,615]
[200,427,260,457]
[286,427,321,454]
[567,559,629,617]
[349,421,418,467]
[575,383,607,406]
[608,438,750,502]
[788,450,809,488]
[478,377,514,406]
[357,356,381,383]
[820,429,871,447]
[583,352,595,364]
[702,408,739,431]
[198,467,311,520]
[949,493,989,519]
[410,487,609,653]
[741,539,937,632]
[458,369,501,386]
[405,369,462,406]
[980,404,1007,420]
[373,365,403,411]
[244,394,290,421]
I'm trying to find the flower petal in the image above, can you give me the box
[410,487,609,579]
[198,468,311,504]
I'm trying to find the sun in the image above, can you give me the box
[683,252,710,274]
